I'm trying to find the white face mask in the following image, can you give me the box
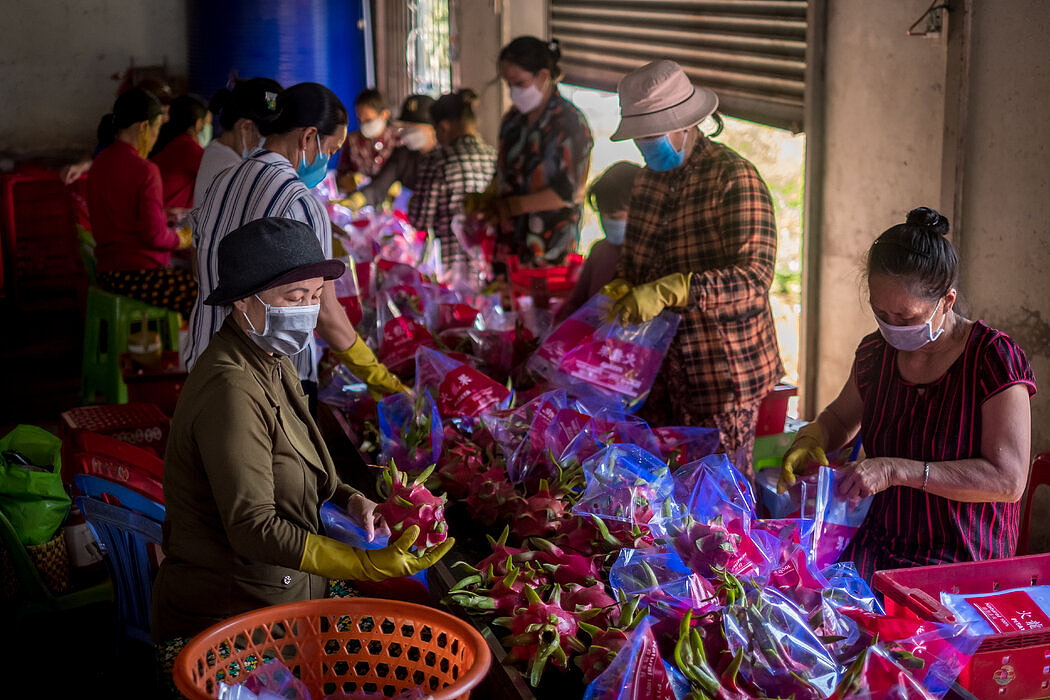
[360,117,387,139]
[600,215,627,245]
[510,83,545,114]
[401,127,429,151]
[874,299,945,351]
[243,295,319,356]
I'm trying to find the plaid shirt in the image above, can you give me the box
[618,136,784,417]
[410,134,497,266]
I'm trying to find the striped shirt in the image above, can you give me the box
[182,149,332,382]
[843,322,1037,582]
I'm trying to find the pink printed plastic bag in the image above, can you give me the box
[556,307,681,412]
[414,346,512,420]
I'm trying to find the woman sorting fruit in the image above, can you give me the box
[604,60,783,482]
[151,218,453,696]
[778,207,1036,583]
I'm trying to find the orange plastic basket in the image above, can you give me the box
[174,597,491,699]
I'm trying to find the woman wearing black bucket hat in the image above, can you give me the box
[152,217,453,690]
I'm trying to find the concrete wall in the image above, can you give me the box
[814,0,1049,460]
[453,0,548,146]
[958,0,1050,456]
[813,1,949,412]
[0,0,187,155]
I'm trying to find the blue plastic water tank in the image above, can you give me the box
[187,0,368,130]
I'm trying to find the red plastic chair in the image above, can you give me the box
[64,430,165,504]
[1017,452,1050,555]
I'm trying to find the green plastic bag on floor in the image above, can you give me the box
[0,425,70,546]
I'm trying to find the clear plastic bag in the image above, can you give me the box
[811,465,873,570]
[723,585,840,699]
[320,501,428,592]
[573,444,680,538]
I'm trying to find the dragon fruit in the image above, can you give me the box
[375,463,448,548]
[515,538,601,587]
[667,514,741,579]
[511,478,571,539]
[465,464,520,526]
[435,434,487,499]
[493,585,586,687]
[445,560,542,616]
[575,592,648,683]
[563,581,617,623]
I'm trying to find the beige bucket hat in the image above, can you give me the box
[611,59,719,141]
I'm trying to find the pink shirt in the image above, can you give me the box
[87,140,180,272]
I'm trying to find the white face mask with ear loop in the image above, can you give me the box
[874,298,947,351]
[243,294,320,356]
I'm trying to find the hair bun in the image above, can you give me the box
[906,206,950,237]
[548,38,562,62]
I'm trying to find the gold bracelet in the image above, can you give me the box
[922,461,930,491]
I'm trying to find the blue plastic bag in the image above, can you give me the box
[377,389,442,472]
[320,501,428,591]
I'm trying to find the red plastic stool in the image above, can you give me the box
[1017,451,1050,555]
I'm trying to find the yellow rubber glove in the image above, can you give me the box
[777,421,829,494]
[386,181,402,200]
[599,278,633,302]
[462,191,494,215]
[333,336,408,400]
[176,226,194,250]
[608,272,693,325]
[342,191,367,211]
[299,526,454,582]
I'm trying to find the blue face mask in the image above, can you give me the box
[600,215,627,245]
[636,134,686,172]
[297,133,329,189]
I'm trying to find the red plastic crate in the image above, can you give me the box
[120,351,187,416]
[60,402,170,462]
[873,553,1050,699]
[756,384,798,436]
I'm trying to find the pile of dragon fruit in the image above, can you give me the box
[314,209,988,699]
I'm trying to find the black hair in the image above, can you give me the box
[97,87,163,149]
[587,161,642,215]
[429,89,479,126]
[866,206,958,300]
[499,36,563,81]
[258,82,348,137]
[152,94,208,156]
[354,88,387,113]
[211,77,284,131]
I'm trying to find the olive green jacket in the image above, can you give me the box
[151,317,358,642]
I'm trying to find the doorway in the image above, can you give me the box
[560,83,805,393]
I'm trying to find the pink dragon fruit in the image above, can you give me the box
[471,525,527,577]
[515,537,601,587]
[575,593,648,683]
[465,464,520,526]
[511,478,572,539]
[435,435,487,499]
[563,581,617,624]
[445,561,543,616]
[375,462,448,548]
[668,514,742,579]
[493,585,586,687]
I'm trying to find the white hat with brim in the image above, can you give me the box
[611,59,719,142]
